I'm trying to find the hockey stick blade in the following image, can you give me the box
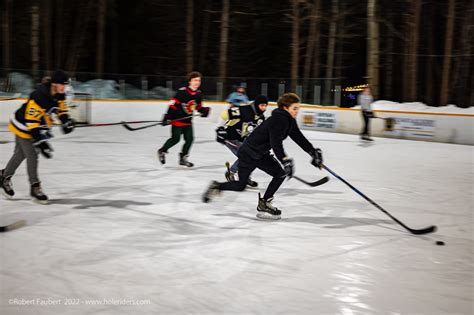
[293,175,329,187]
[0,220,26,232]
[121,122,161,131]
[322,164,437,235]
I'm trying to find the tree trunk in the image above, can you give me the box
[385,30,393,100]
[303,0,321,99]
[407,1,421,101]
[186,0,194,73]
[198,1,211,72]
[367,0,379,99]
[218,0,229,82]
[2,0,12,78]
[96,0,106,77]
[324,0,338,103]
[42,0,52,72]
[425,4,435,105]
[290,0,300,91]
[440,0,455,106]
[31,5,40,82]
[335,1,345,80]
[54,0,63,68]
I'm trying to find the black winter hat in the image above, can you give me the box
[51,70,70,84]
[253,95,268,114]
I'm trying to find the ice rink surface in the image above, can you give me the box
[1,120,473,315]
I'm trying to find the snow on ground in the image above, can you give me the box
[1,120,473,315]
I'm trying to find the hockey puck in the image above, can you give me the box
[435,241,445,246]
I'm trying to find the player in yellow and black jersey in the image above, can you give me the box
[0,70,75,204]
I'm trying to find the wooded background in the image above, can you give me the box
[1,0,473,106]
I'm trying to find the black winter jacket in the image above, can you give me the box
[241,108,314,162]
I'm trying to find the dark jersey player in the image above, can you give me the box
[157,72,210,167]
[216,95,268,187]
[203,92,323,220]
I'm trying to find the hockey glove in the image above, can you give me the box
[33,139,53,159]
[309,148,323,169]
[61,117,76,134]
[161,114,171,126]
[282,157,294,178]
[199,107,210,118]
[216,126,227,144]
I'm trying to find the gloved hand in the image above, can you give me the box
[33,139,54,159]
[282,157,294,178]
[216,126,227,144]
[61,118,75,134]
[199,107,210,118]
[309,148,323,169]
[161,114,171,126]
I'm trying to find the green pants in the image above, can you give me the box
[161,125,194,155]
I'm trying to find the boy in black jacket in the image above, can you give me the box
[203,93,323,220]
[158,71,210,167]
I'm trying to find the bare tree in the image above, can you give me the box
[42,0,52,71]
[425,3,436,105]
[186,0,194,73]
[198,1,212,72]
[31,4,40,81]
[367,0,379,99]
[290,0,300,91]
[324,0,338,103]
[303,0,321,99]
[440,0,455,105]
[2,0,12,78]
[218,0,229,82]
[96,0,107,77]
[406,1,421,101]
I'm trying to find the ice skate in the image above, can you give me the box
[256,193,281,220]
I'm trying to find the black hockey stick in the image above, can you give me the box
[322,164,437,235]
[293,175,329,187]
[76,120,160,128]
[0,220,26,232]
[121,115,200,131]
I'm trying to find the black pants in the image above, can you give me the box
[218,148,286,200]
[161,125,194,155]
[361,111,372,136]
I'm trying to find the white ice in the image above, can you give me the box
[1,120,473,315]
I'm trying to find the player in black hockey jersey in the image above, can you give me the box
[203,93,323,220]
[216,95,268,187]
[0,70,75,204]
[157,72,210,167]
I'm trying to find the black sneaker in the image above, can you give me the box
[179,153,194,167]
[202,181,220,203]
[0,169,14,198]
[30,182,48,204]
[256,193,281,220]
[157,149,167,165]
[247,177,258,188]
[225,170,236,182]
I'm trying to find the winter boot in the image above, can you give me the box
[30,182,48,204]
[179,153,194,167]
[157,149,167,165]
[246,177,258,188]
[0,169,14,198]
[256,193,281,220]
[225,170,237,182]
[202,181,220,203]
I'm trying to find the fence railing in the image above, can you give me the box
[0,69,352,106]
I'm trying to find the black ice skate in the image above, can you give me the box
[202,181,220,203]
[225,170,236,182]
[361,135,374,141]
[30,182,48,204]
[256,193,281,220]
[179,153,194,167]
[247,177,258,188]
[157,149,167,165]
[0,169,14,198]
